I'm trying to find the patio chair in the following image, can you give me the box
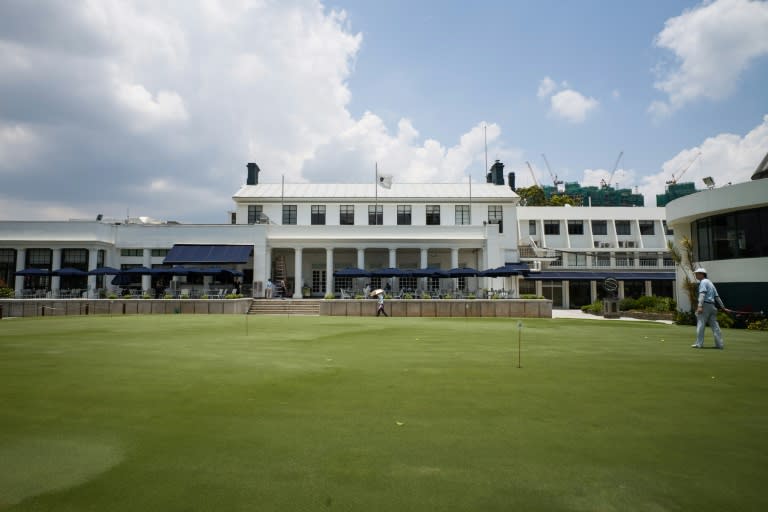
[340,288,352,299]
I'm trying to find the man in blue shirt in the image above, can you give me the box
[692,267,727,349]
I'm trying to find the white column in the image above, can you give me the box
[618,281,625,300]
[51,248,62,295]
[88,248,98,297]
[294,247,303,298]
[389,248,397,268]
[357,248,365,270]
[420,248,428,290]
[451,248,459,291]
[15,248,25,293]
[645,280,652,297]
[590,280,598,303]
[265,247,272,283]
[142,248,151,293]
[326,248,334,295]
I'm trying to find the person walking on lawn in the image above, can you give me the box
[692,267,727,349]
[376,292,388,317]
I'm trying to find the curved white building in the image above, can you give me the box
[665,153,768,313]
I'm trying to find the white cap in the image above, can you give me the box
[694,267,707,274]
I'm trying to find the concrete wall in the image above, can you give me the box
[0,299,251,318]
[319,299,552,318]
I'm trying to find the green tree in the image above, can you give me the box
[667,236,698,312]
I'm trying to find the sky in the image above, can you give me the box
[1,0,767,223]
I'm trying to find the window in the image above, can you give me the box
[311,205,326,225]
[544,220,560,235]
[62,249,88,265]
[368,205,383,225]
[591,220,607,235]
[27,249,51,265]
[0,249,15,263]
[455,205,471,225]
[693,206,768,260]
[399,276,416,291]
[282,205,297,225]
[567,253,587,266]
[567,220,584,235]
[663,220,673,235]
[529,220,537,235]
[151,249,169,257]
[426,205,440,225]
[334,276,351,293]
[639,220,655,235]
[120,249,143,257]
[248,205,263,224]
[615,220,631,235]
[397,205,412,225]
[488,205,503,233]
[340,205,354,225]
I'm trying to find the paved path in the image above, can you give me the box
[552,309,674,324]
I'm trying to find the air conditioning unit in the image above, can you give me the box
[530,260,542,272]
[626,241,636,248]
[600,242,611,248]
[594,241,601,248]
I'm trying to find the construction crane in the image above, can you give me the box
[666,151,701,185]
[525,161,542,188]
[541,154,563,189]
[605,150,624,188]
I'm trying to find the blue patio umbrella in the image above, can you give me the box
[411,267,448,278]
[370,267,408,278]
[15,268,51,276]
[122,266,156,275]
[446,267,479,277]
[52,267,88,276]
[88,266,121,275]
[479,263,530,277]
[333,267,372,278]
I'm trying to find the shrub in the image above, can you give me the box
[747,318,768,331]
[717,310,734,329]
[403,293,413,300]
[443,293,452,299]
[107,293,117,299]
[520,294,545,300]
[581,300,603,315]
[163,293,174,299]
[354,294,364,299]
[421,292,431,299]
[674,310,696,325]
[619,297,637,310]
[324,292,335,300]
[142,293,152,299]
[0,287,14,298]
[224,293,243,299]
[466,293,476,299]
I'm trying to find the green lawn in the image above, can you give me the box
[0,315,766,511]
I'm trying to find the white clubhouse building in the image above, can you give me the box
[1,161,677,308]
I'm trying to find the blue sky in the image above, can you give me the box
[0,0,766,222]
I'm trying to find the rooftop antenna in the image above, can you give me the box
[484,124,488,174]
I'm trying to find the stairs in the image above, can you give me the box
[248,299,321,316]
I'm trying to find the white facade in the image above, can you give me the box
[665,178,768,312]
[0,168,679,307]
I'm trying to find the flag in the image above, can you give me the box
[378,174,392,189]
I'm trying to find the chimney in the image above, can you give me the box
[489,160,505,185]
[246,162,261,185]
[507,172,515,191]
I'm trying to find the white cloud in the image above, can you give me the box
[650,0,768,116]
[549,89,599,123]
[537,76,556,99]
[537,76,599,123]
[637,115,768,202]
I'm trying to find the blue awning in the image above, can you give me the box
[529,271,675,281]
[163,244,253,264]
